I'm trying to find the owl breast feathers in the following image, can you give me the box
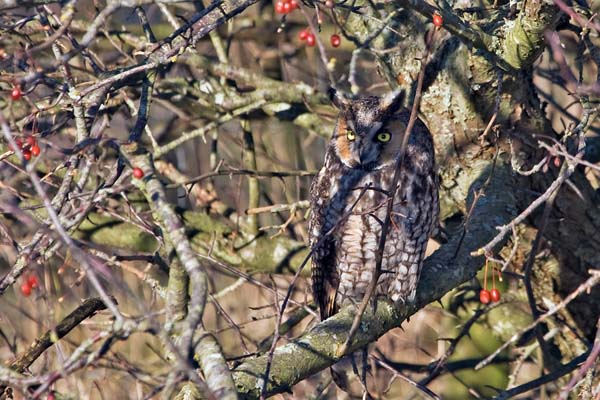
[308,90,439,320]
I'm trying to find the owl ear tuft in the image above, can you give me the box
[380,88,405,114]
[328,87,350,109]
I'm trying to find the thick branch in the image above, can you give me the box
[194,331,238,400]
[121,145,213,389]
[182,54,330,109]
[499,1,560,70]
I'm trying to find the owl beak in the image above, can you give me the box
[358,147,374,167]
[359,151,368,165]
[348,156,361,168]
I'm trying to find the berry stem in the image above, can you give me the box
[492,261,496,290]
[483,258,488,290]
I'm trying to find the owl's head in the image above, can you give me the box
[330,89,407,170]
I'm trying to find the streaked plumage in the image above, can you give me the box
[309,90,439,321]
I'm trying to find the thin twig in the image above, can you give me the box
[420,304,498,385]
[494,350,591,400]
[246,200,310,215]
[558,317,600,399]
[371,354,441,400]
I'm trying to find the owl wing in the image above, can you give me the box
[310,233,339,319]
[309,159,341,320]
[394,115,439,302]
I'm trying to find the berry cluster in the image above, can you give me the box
[479,288,501,304]
[10,136,41,161]
[272,0,346,48]
[479,259,502,304]
[275,0,299,15]
[298,29,316,46]
[21,275,39,297]
[278,4,443,50]
[298,30,341,48]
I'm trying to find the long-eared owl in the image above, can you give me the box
[309,89,439,320]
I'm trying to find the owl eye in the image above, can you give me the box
[376,132,391,142]
[346,130,356,141]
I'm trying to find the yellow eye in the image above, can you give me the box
[376,132,391,142]
[346,130,356,141]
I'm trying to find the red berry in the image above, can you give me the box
[299,29,308,41]
[283,2,292,13]
[490,288,501,303]
[22,149,32,161]
[479,289,491,304]
[47,393,56,400]
[27,275,39,289]
[325,0,334,7]
[306,33,316,47]
[289,0,298,10]
[11,86,22,100]
[275,0,285,13]
[432,13,443,28]
[553,156,561,167]
[25,136,36,147]
[31,144,41,156]
[132,167,144,179]
[20,282,32,297]
[330,34,341,47]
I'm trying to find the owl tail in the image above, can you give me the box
[330,347,373,400]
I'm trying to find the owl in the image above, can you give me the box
[309,89,439,321]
